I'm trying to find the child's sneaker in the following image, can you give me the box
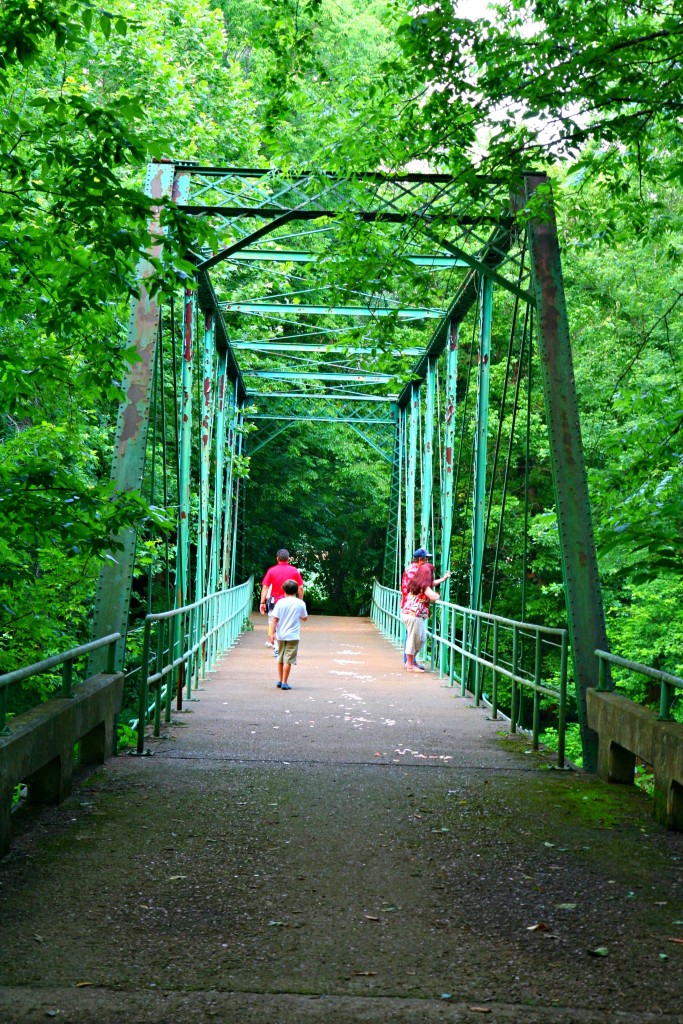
[281,683,291,690]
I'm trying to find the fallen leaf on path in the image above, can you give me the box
[527,922,550,931]
[667,937,683,944]
[168,875,186,881]
[353,970,377,976]
[75,982,94,988]
[556,903,577,910]
[589,946,609,957]
[469,1007,492,1014]
[364,915,380,921]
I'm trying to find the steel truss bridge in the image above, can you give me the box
[83,161,618,770]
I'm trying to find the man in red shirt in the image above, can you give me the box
[259,548,305,618]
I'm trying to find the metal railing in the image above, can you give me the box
[133,577,254,753]
[371,580,569,767]
[0,634,121,734]
[595,649,683,721]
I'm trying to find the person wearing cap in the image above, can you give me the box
[401,547,450,672]
[260,549,304,654]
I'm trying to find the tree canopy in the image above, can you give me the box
[0,0,681,731]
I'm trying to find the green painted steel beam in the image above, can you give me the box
[177,287,195,608]
[246,392,395,404]
[225,249,468,268]
[221,302,445,318]
[195,308,216,610]
[430,229,533,305]
[420,357,436,552]
[438,319,459,676]
[406,386,419,563]
[231,342,423,355]
[89,161,181,672]
[525,173,609,772]
[249,371,394,383]
[181,205,493,226]
[469,278,493,614]
[396,222,519,409]
[383,414,403,587]
[440,319,458,590]
[209,350,228,595]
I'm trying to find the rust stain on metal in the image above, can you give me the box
[119,385,146,447]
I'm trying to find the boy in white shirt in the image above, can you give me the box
[272,578,308,691]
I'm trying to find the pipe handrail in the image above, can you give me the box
[371,580,569,767]
[595,648,683,721]
[0,634,121,689]
[133,578,254,753]
[0,633,121,733]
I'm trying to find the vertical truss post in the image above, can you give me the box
[469,278,493,614]
[195,310,216,607]
[439,320,459,677]
[382,406,402,588]
[177,287,196,611]
[231,406,246,586]
[406,384,419,562]
[90,162,182,672]
[222,383,238,586]
[209,350,228,595]
[420,358,436,552]
[525,173,608,771]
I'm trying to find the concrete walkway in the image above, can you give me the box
[0,615,681,1023]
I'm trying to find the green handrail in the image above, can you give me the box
[0,633,121,734]
[595,649,683,721]
[371,580,569,767]
[133,578,254,754]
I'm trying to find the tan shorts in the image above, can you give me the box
[277,639,299,665]
[401,612,427,656]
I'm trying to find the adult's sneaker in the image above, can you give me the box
[281,683,291,690]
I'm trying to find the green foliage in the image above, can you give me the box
[387,1,683,200]
[0,0,259,677]
[244,421,389,613]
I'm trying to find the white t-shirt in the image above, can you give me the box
[273,597,308,640]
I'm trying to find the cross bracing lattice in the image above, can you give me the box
[172,163,533,424]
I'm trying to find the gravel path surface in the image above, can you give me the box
[1,615,681,1023]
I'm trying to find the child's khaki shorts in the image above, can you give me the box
[277,639,299,665]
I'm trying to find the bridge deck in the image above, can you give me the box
[1,616,681,1023]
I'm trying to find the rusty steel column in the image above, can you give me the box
[525,173,609,771]
[90,163,187,671]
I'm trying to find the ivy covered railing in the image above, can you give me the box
[131,577,254,754]
[371,580,569,767]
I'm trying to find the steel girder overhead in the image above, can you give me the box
[91,162,607,767]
